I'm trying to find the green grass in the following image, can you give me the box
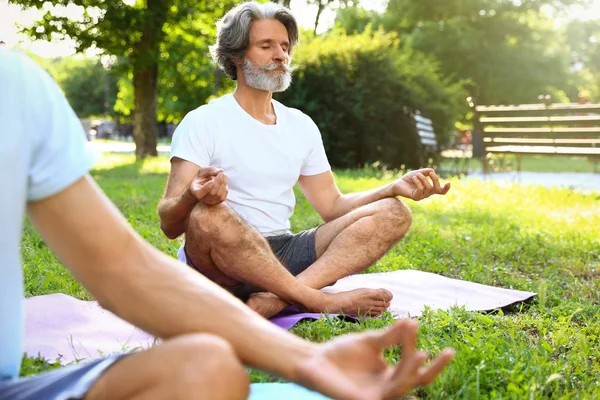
[21,154,600,399]
[440,154,598,173]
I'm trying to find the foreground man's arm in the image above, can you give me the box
[28,175,454,400]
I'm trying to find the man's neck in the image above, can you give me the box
[233,84,277,125]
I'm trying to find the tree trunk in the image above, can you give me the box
[133,64,158,159]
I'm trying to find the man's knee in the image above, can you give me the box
[187,203,244,245]
[171,334,250,400]
[378,197,412,236]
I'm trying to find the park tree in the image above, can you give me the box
[336,0,590,106]
[113,6,236,125]
[565,18,600,101]
[308,0,357,34]
[16,0,237,159]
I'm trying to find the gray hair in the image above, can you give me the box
[209,1,299,81]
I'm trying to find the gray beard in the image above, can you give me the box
[242,58,294,92]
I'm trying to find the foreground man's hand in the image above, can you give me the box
[295,319,455,400]
[392,168,450,201]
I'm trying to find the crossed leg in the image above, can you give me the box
[247,197,413,317]
[183,197,412,317]
[85,334,249,400]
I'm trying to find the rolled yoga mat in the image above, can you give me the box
[23,269,536,364]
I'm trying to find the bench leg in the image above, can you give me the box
[482,155,489,177]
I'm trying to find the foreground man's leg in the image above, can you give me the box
[85,334,250,400]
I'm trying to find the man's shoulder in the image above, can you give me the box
[0,49,29,73]
[183,93,233,122]
[0,50,47,92]
[274,100,314,125]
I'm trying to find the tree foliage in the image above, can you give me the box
[336,0,595,106]
[114,6,236,123]
[565,18,600,101]
[32,55,119,118]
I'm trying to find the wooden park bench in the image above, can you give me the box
[414,113,438,168]
[472,102,600,173]
[414,113,471,174]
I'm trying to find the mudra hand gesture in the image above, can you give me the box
[296,319,455,400]
[391,168,451,201]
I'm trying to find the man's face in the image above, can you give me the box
[241,18,294,92]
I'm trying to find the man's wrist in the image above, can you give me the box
[384,182,398,198]
[182,185,199,206]
[285,339,319,382]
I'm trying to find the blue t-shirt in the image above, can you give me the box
[0,50,98,379]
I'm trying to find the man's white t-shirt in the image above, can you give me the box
[170,93,331,235]
[0,50,98,379]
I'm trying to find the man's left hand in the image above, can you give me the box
[391,168,450,201]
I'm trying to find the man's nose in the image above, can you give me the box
[273,46,287,63]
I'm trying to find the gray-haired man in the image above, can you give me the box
[159,1,451,318]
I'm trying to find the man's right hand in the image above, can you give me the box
[189,167,228,205]
[295,319,455,400]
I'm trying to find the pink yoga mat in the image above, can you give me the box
[24,270,535,365]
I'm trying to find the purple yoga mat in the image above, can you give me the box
[24,270,536,365]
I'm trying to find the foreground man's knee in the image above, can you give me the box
[173,334,250,400]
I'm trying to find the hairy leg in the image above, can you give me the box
[248,198,411,316]
[184,202,327,309]
[185,203,393,317]
[302,197,412,287]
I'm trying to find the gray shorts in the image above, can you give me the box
[185,228,319,301]
[0,355,125,400]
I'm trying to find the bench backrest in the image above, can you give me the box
[414,114,438,151]
[473,103,600,157]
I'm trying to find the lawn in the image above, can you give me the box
[21,154,600,399]
[439,154,598,174]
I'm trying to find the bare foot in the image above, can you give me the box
[246,292,290,319]
[322,288,393,317]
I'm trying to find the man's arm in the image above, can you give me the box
[158,157,227,239]
[298,171,395,222]
[299,168,451,222]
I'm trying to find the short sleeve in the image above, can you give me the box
[170,109,213,167]
[300,117,331,176]
[24,54,99,201]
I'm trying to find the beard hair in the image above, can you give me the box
[242,58,295,92]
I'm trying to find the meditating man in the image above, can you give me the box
[0,48,454,400]
[159,1,451,318]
